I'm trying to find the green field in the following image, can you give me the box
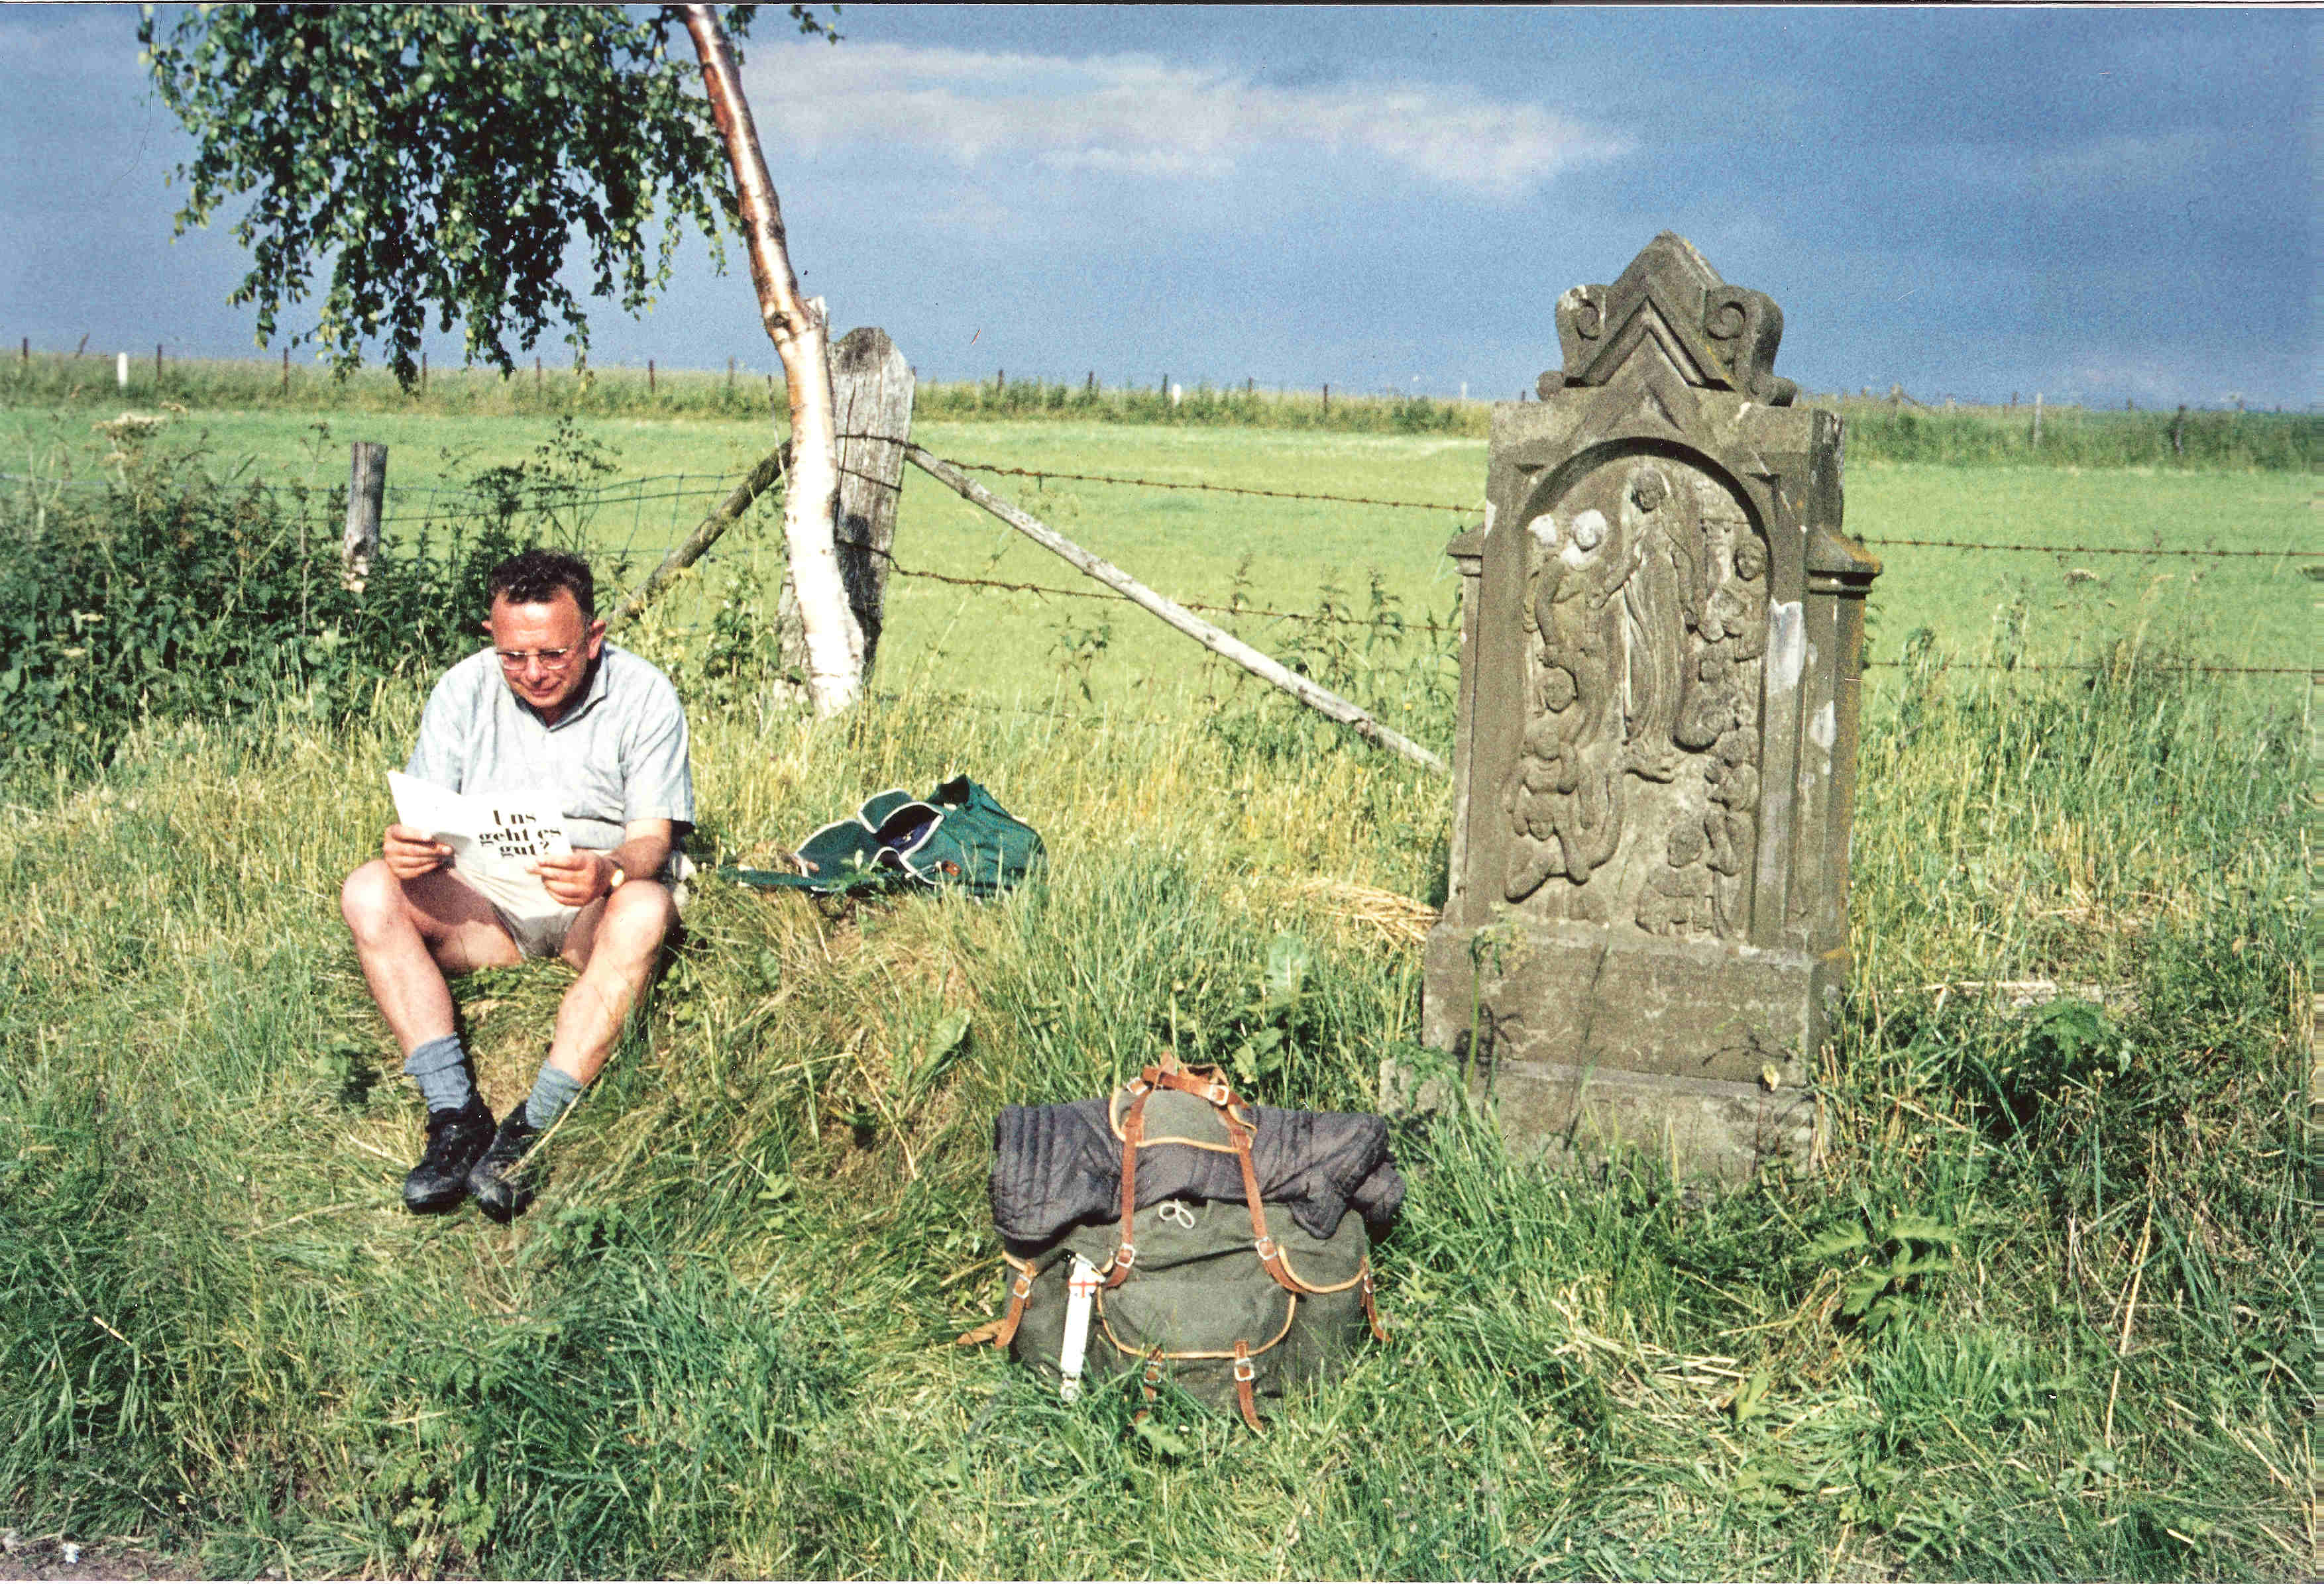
[0,398,2312,1579]
[5,404,2308,717]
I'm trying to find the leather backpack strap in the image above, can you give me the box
[1150,1061,1239,1110]
[1360,1261,1390,1344]
[954,1256,1040,1349]
[1231,1340,1264,1433]
[1105,1082,1152,1289]
[1224,1115,1309,1294]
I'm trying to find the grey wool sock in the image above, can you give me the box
[403,1033,476,1114]
[524,1065,587,1130]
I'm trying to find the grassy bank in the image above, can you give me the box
[0,591,2310,1576]
[3,349,2310,469]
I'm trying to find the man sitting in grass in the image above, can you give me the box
[339,548,691,1222]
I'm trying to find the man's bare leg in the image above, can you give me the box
[546,880,679,1085]
[339,860,522,1055]
[468,880,675,1222]
[341,859,522,1211]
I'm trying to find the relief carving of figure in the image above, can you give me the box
[1612,464,1696,784]
[1702,727,1761,935]
[1504,500,1631,900]
[1503,455,1771,933]
[1634,822,1714,937]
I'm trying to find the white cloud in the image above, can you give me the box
[742,42,1627,202]
[2030,130,2217,188]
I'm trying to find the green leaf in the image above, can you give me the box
[1132,1416,1192,1457]
[1262,931,1311,1009]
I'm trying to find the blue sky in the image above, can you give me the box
[1,4,2313,407]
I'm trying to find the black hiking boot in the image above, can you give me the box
[404,1096,495,1214]
[467,1107,543,1224]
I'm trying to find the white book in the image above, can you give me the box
[388,771,573,921]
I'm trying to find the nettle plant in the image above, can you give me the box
[0,434,517,782]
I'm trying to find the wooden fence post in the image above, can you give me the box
[778,326,914,682]
[906,446,1447,776]
[606,448,787,628]
[281,346,289,394]
[1322,382,1329,415]
[2032,392,2043,449]
[648,358,657,394]
[343,442,388,587]
[155,344,163,387]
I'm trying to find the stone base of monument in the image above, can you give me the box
[1413,924,1831,1182]
[1459,1057,1814,1185]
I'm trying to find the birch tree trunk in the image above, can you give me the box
[678,4,861,714]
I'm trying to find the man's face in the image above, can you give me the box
[486,589,604,721]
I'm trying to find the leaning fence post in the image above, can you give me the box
[778,326,914,682]
[906,445,1448,776]
[343,441,388,588]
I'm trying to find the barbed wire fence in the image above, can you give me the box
[5,454,2310,725]
[874,456,2313,678]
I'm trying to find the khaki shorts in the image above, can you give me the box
[490,898,585,960]
[472,854,694,961]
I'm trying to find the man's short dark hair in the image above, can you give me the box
[488,548,595,622]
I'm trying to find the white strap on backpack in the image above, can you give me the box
[1058,1254,1100,1400]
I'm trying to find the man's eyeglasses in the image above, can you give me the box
[495,645,583,670]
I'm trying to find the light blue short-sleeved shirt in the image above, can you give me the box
[404,642,693,855]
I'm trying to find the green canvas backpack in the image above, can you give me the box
[961,1059,1390,1431]
[722,775,1042,900]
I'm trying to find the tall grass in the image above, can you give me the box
[0,562,2307,1577]
[4,350,2309,468]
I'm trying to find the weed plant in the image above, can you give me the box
[0,525,2306,1578]
[0,425,669,790]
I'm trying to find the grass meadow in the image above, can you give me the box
[0,383,2313,1579]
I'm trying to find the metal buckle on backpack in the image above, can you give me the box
[1113,1241,1137,1272]
[1203,1079,1233,1106]
[1232,1355,1256,1383]
[1011,1271,1034,1299]
[1252,1236,1278,1262]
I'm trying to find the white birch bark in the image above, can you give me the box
[678,5,861,714]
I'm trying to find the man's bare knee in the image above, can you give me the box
[340,860,410,941]
[568,881,677,971]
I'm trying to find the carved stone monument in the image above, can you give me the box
[1419,233,1880,1179]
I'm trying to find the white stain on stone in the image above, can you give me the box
[1527,511,1559,549]
[1809,699,1836,750]
[1484,500,1498,533]
[1767,601,1805,691]
[1569,507,1607,550]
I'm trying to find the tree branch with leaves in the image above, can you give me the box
[141,2,864,713]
